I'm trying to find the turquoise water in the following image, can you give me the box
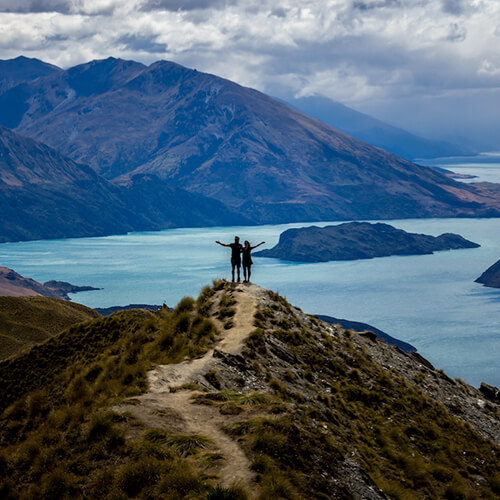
[1,217,499,388]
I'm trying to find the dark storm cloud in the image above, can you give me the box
[0,0,72,13]
[351,0,402,11]
[446,23,466,42]
[441,0,468,15]
[139,0,235,12]
[270,8,287,18]
[118,34,168,53]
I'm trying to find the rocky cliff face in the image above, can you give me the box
[1,57,499,223]
[1,281,498,499]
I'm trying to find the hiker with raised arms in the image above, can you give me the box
[216,236,243,282]
[242,240,265,283]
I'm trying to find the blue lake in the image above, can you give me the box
[418,152,500,183]
[1,217,499,388]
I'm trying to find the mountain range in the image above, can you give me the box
[0,56,60,94]
[1,56,500,241]
[0,125,247,242]
[283,95,475,160]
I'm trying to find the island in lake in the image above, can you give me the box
[475,260,500,288]
[254,222,480,262]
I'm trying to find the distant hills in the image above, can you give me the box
[1,56,500,241]
[255,222,480,262]
[283,95,475,160]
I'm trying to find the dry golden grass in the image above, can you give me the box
[0,296,100,360]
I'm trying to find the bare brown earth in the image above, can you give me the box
[0,267,61,298]
[113,284,265,495]
[0,266,100,300]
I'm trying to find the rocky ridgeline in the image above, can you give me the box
[116,283,499,499]
[1,282,499,499]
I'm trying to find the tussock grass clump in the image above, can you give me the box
[174,296,195,314]
[166,433,212,457]
[205,369,222,389]
[245,328,267,355]
[206,483,249,500]
[217,293,237,322]
[193,391,272,416]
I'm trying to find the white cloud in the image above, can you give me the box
[0,0,499,144]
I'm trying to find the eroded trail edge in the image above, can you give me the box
[114,283,264,494]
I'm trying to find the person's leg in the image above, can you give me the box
[231,264,235,281]
[243,264,248,281]
[237,263,241,281]
[248,265,251,283]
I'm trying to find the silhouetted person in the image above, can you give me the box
[216,236,243,282]
[242,240,265,283]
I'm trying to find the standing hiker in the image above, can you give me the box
[216,237,243,282]
[242,240,265,283]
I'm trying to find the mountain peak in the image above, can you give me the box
[65,57,146,96]
[2,56,500,222]
[0,55,61,93]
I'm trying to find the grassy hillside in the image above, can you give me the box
[0,296,100,360]
[0,281,499,499]
[0,283,226,499]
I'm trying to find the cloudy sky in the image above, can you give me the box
[1,0,500,148]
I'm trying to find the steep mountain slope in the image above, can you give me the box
[0,295,99,360]
[0,55,61,94]
[0,125,139,242]
[283,95,474,160]
[1,282,498,499]
[2,57,499,223]
[0,126,248,242]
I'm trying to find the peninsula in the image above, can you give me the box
[475,259,500,288]
[0,266,100,300]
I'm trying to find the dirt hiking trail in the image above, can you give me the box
[114,283,268,496]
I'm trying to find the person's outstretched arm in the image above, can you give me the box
[215,240,230,247]
[250,241,265,250]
